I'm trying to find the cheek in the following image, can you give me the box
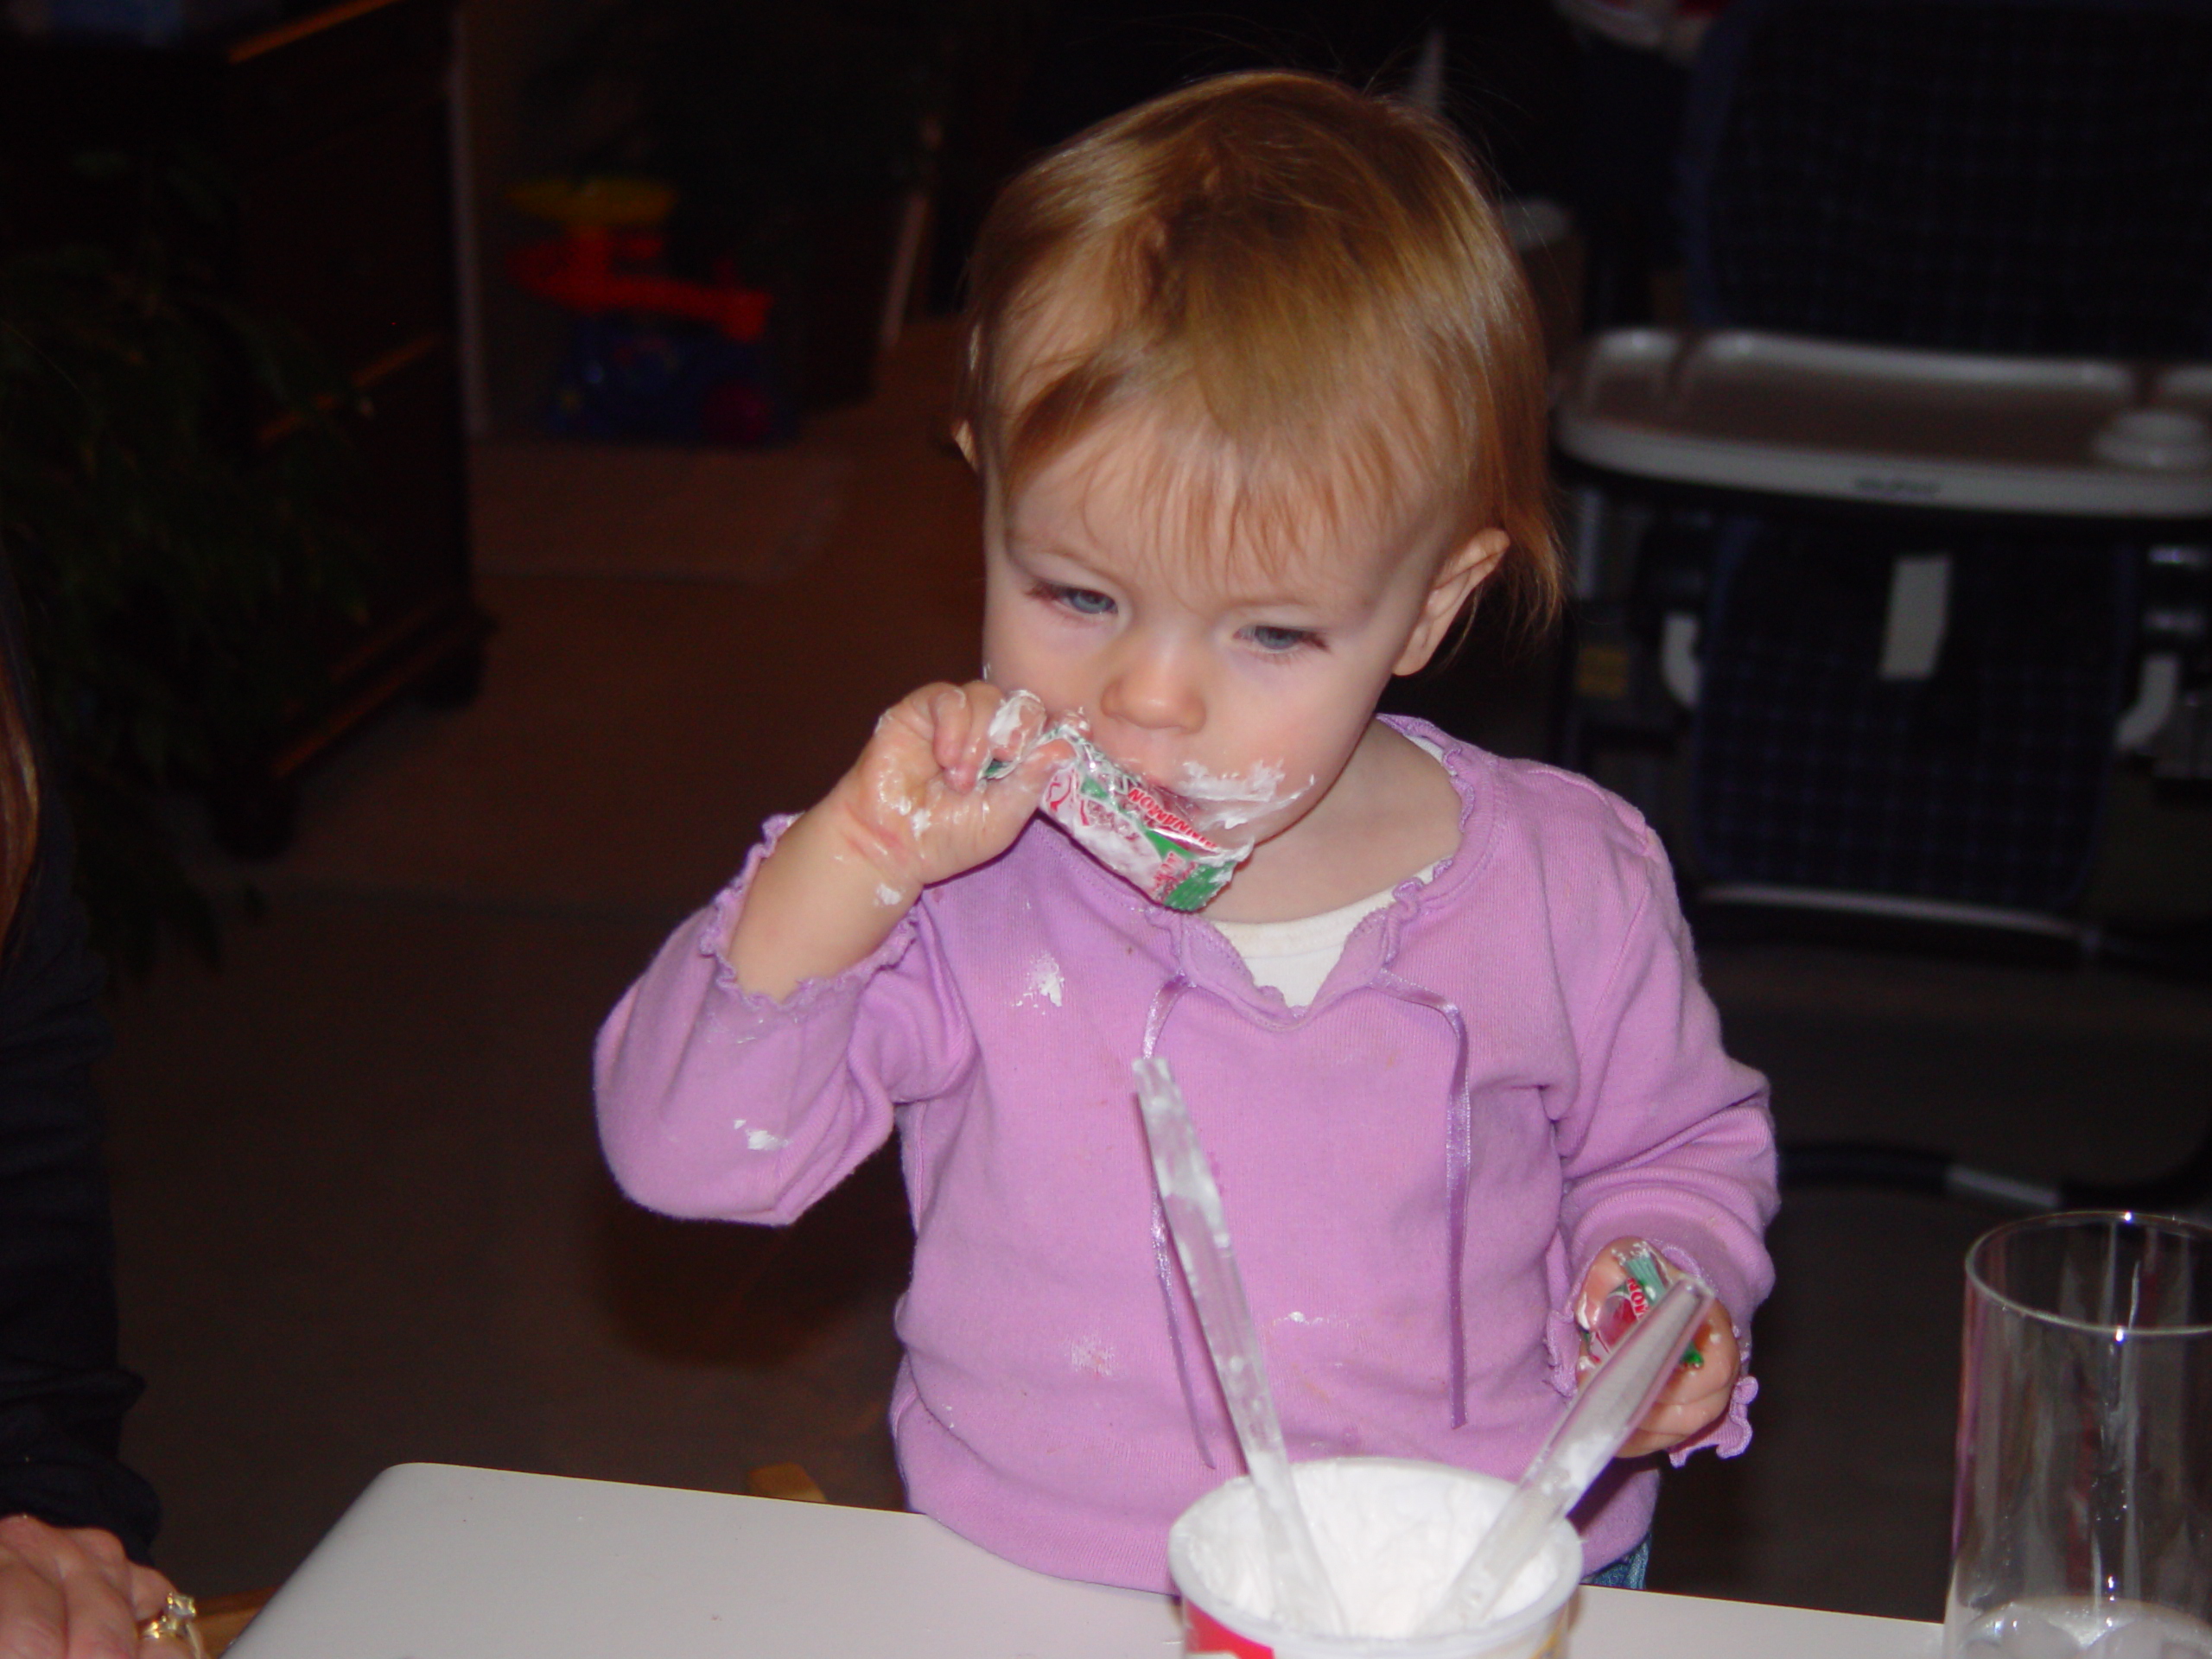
[979,583,1033,674]
[1227,666,1390,790]
[1240,658,1385,745]
[981,601,1086,705]
[979,609,1013,677]
[1223,690,1364,791]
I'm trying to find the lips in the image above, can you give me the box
[1090,765,1262,849]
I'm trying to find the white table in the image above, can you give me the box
[226,1463,1942,1659]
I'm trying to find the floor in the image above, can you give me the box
[99,319,2212,1624]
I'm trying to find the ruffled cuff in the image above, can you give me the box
[1671,1365,1758,1464]
[699,813,921,1014]
[1651,1236,1757,1464]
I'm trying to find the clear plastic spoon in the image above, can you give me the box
[1133,1057,1347,1637]
[1412,1269,1717,1637]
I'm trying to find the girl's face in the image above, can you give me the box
[980,416,1504,853]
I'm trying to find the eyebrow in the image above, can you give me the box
[1002,506,1365,612]
[1002,536,1114,580]
[1017,550,1347,618]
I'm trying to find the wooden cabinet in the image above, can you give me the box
[2,0,490,853]
[219,0,490,852]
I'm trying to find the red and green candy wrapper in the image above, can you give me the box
[1580,1240,1706,1372]
[983,722,1249,910]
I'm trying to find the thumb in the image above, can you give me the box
[951,735,1068,865]
[996,734,1071,806]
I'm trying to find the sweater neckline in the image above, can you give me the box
[1130,716,1498,1020]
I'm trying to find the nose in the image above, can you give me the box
[1097,632,1204,737]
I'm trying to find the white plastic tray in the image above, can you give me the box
[1554,329,2212,519]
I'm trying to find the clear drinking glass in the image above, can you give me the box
[1947,1211,2212,1659]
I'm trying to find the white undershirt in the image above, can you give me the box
[1208,735,1447,1009]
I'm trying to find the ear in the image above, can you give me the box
[1393,528,1510,677]
[951,421,978,469]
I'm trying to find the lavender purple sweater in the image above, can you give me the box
[595,721,1777,1592]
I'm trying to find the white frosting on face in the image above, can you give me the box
[1172,758,1306,831]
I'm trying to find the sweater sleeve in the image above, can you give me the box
[594,817,979,1226]
[1548,801,1778,1456]
[0,556,162,1563]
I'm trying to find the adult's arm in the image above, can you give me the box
[0,570,159,1565]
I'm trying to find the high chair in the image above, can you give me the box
[1548,0,2212,1217]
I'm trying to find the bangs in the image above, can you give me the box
[1021,391,1457,593]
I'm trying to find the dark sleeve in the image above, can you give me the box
[0,589,161,1562]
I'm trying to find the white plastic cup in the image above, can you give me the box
[1168,1458,1583,1659]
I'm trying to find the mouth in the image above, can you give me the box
[992,696,1305,845]
[1169,759,1294,831]
[1156,759,1316,842]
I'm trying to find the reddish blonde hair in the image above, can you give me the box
[957,70,1560,636]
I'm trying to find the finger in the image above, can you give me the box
[855,694,942,816]
[944,683,1006,792]
[56,1531,128,1601]
[1694,1313,1737,1368]
[930,687,975,780]
[1618,1387,1730,1458]
[1651,1317,1736,1407]
[977,687,1048,775]
[999,724,1072,794]
[873,684,940,747]
[956,680,1047,794]
[54,1559,136,1659]
[1618,1326,1739,1456]
[1620,1380,1727,1454]
[122,1569,173,1630]
[48,1529,138,1659]
[967,739,1066,842]
[0,1556,69,1659]
[1682,1307,1738,1381]
[1574,1241,1638,1325]
[1654,1363,1733,1422]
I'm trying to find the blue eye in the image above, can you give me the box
[1033,581,1115,617]
[1245,625,1319,653]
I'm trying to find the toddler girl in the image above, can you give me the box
[595,69,1777,1596]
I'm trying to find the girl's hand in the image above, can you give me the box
[726,683,1065,1000]
[1575,1239,1741,1459]
[823,682,1065,895]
